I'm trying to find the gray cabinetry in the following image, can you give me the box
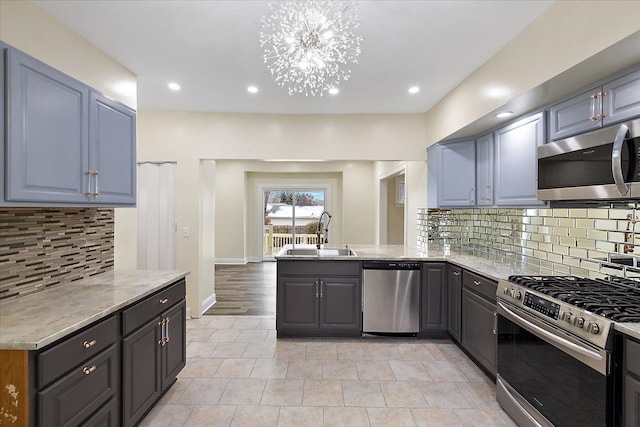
[475,133,494,206]
[420,263,447,337]
[494,112,545,206]
[122,282,186,427]
[460,271,497,377]
[447,265,462,342]
[36,315,120,427]
[277,260,361,337]
[1,44,136,206]
[549,68,640,141]
[437,140,476,207]
[625,336,640,426]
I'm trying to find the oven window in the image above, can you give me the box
[498,316,607,426]
[538,141,632,189]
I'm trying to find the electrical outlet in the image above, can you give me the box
[182,227,189,238]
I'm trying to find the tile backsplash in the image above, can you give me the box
[0,208,114,300]
[417,206,640,279]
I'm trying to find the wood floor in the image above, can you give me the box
[205,262,276,316]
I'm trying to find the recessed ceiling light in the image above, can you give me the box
[328,87,339,95]
[168,82,180,91]
[496,111,514,118]
[408,86,420,94]
[247,86,259,94]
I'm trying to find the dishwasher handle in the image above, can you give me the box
[362,261,421,270]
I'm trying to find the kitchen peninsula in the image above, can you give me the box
[0,270,189,426]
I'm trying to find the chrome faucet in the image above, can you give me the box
[316,211,332,249]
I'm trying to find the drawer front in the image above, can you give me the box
[462,270,497,303]
[122,279,186,336]
[278,261,361,277]
[38,315,117,388]
[626,337,640,377]
[39,345,119,427]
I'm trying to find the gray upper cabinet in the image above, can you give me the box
[437,140,476,207]
[548,88,600,141]
[549,68,640,141]
[603,68,640,126]
[494,112,545,206]
[6,47,90,203]
[475,133,493,206]
[1,44,136,206]
[90,92,136,204]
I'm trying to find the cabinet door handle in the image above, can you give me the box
[94,171,100,197]
[159,318,167,345]
[453,271,460,276]
[84,171,92,196]
[493,311,498,335]
[319,280,323,298]
[473,280,481,286]
[83,339,97,349]
[590,92,599,122]
[165,317,171,343]
[315,280,319,298]
[160,298,169,304]
[83,365,97,375]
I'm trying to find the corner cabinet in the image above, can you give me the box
[1,43,136,206]
[549,68,640,141]
[419,263,448,337]
[277,260,362,337]
[437,140,476,207]
[494,112,545,206]
[624,336,640,426]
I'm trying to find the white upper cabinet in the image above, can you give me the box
[437,140,476,207]
[494,112,545,206]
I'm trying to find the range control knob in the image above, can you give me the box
[583,321,601,335]
[509,289,522,300]
[503,287,510,295]
[560,311,572,322]
[571,316,585,328]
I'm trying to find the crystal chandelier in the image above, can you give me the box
[260,1,363,97]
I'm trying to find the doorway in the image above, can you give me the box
[262,188,327,259]
[379,172,405,245]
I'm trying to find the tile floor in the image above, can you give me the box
[140,315,517,427]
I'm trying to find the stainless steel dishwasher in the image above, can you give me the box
[362,261,421,333]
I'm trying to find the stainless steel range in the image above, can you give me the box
[496,275,640,427]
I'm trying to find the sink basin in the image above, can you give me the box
[283,247,357,256]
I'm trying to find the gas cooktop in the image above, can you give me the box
[507,275,640,322]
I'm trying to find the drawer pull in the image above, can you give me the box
[160,298,169,304]
[473,280,481,286]
[83,366,97,375]
[83,339,97,349]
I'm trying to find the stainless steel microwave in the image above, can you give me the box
[537,117,640,202]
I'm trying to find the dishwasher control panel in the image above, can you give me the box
[362,261,421,270]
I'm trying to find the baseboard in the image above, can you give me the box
[247,256,262,263]
[215,258,248,265]
[200,292,217,315]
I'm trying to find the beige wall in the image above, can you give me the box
[424,1,640,146]
[386,176,404,245]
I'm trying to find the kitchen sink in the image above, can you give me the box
[283,247,357,256]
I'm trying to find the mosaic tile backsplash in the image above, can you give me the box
[0,208,114,300]
[417,206,640,279]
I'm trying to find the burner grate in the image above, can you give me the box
[507,275,640,322]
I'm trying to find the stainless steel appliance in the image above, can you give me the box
[496,275,640,426]
[538,117,640,202]
[362,261,420,333]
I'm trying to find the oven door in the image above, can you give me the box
[497,300,612,427]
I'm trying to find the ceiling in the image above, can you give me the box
[33,0,554,115]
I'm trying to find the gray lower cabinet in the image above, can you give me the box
[447,265,462,342]
[494,112,545,206]
[1,43,136,206]
[625,336,640,426]
[460,271,497,377]
[122,298,186,427]
[277,260,361,337]
[420,263,447,337]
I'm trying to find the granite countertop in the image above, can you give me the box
[0,270,190,351]
[276,244,543,282]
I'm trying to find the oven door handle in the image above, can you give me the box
[497,302,603,362]
[612,124,630,196]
